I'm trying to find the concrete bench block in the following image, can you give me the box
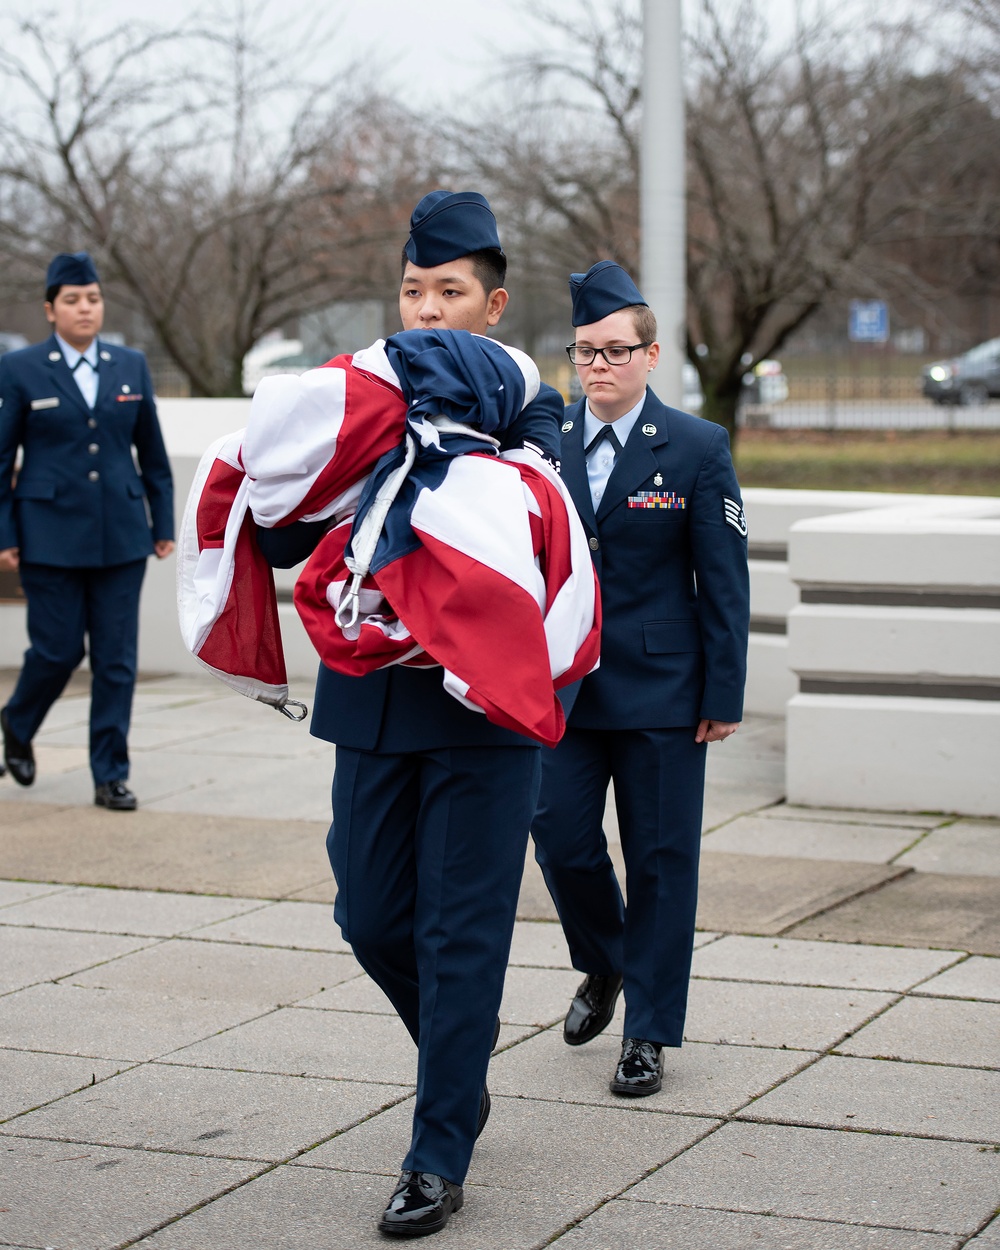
[749,560,798,621]
[787,693,1000,817]
[788,604,1000,687]
[745,635,796,716]
[790,499,1000,593]
[743,487,917,547]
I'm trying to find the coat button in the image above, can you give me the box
[589,536,599,551]
[88,443,99,454]
[88,418,97,429]
[88,470,100,482]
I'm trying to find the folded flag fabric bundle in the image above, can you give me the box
[177,329,600,746]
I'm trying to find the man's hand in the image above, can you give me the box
[696,719,740,744]
[0,547,19,572]
[154,540,175,559]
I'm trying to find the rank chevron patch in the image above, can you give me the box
[723,496,748,536]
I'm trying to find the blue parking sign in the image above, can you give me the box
[849,300,889,343]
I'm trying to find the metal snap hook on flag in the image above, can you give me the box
[336,432,418,634]
[335,571,365,630]
[275,698,308,721]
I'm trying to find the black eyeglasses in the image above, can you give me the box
[566,342,652,366]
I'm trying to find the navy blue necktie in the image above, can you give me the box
[585,424,623,457]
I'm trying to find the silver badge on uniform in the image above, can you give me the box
[48,351,61,362]
[653,472,663,486]
[30,397,60,411]
[100,350,112,361]
[561,421,573,432]
[121,384,130,394]
[642,423,656,436]
[723,496,748,537]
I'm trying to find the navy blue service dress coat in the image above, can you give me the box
[0,335,173,784]
[256,381,562,1186]
[0,335,173,564]
[532,388,750,1048]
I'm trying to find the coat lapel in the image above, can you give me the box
[559,399,597,535]
[597,388,670,520]
[94,342,116,409]
[43,335,91,418]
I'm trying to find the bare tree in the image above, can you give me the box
[0,4,440,394]
[458,0,969,436]
[682,1,965,428]
[444,1,641,355]
[957,0,1000,39]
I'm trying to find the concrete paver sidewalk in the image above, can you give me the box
[1,674,998,1249]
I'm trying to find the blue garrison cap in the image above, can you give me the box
[569,260,646,327]
[46,251,100,291]
[404,190,504,267]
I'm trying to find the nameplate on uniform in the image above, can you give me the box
[116,394,143,403]
[628,491,685,510]
[30,397,60,411]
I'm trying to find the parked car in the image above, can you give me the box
[922,337,1000,406]
[741,358,789,406]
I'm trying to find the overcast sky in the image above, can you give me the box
[16,0,935,106]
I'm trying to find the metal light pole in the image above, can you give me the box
[641,0,685,408]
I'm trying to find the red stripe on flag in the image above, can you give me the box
[196,458,246,552]
[280,359,408,525]
[196,511,287,686]
[516,463,602,689]
[377,538,566,746]
[294,524,431,674]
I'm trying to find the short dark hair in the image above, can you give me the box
[400,247,507,296]
[45,283,101,304]
[627,304,657,343]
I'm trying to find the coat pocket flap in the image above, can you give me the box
[13,480,57,500]
[126,480,146,498]
[643,619,702,654]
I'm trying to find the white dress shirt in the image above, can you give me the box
[583,395,646,511]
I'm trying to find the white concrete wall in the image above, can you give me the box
[741,488,925,716]
[788,694,1000,817]
[785,496,1000,816]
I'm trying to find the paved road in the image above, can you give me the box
[1,673,998,1249]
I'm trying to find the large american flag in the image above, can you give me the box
[178,331,600,746]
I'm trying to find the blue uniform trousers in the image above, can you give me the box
[6,560,145,785]
[532,726,706,1047]
[329,742,540,1185]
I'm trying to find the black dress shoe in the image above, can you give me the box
[564,972,623,1046]
[1,706,35,787]
[378,1171,463,1238]
[610,1037,663,1097]
[94,780,137,811]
